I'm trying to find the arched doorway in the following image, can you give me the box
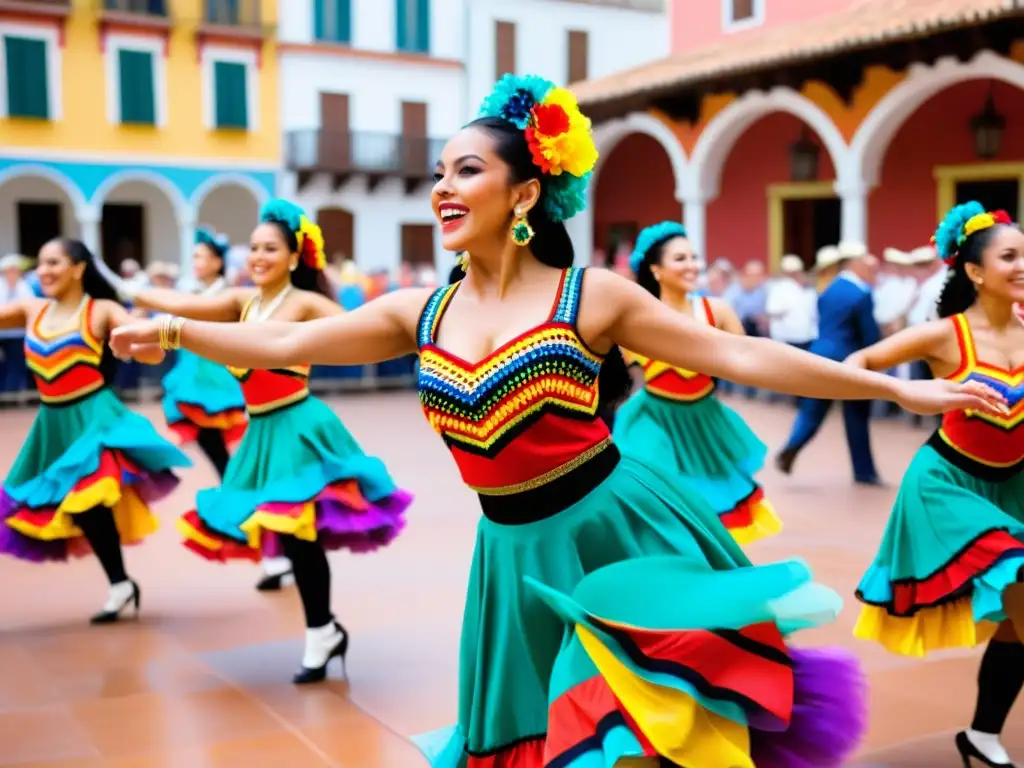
[93,173,184,269]
[0,167,83,259]
[592,133,681,268]
[194,177,264,246]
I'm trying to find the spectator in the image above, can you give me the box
[722,260,769,398]
[0,254,34,303]
[766,254,817,352]
[0,253,33,394]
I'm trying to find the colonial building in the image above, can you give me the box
[277,0,667,275]
[0,0,278,271]
[570,0,1024,271]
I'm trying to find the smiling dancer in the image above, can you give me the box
[115,199,412,683]
[616,221,782,545]
[111,75,1007,768]
[852,203,1024,768]
[0,239,190,623]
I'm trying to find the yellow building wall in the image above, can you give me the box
[0,0,279,161]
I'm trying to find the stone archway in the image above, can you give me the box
[91,171,186,269]
[0,165,86,258]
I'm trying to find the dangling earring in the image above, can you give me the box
[290,260,298,272]
[511,209,534,247]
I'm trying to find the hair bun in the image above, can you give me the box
[630,221,688,274]
[477,74,598,223]
[933,201,985,262]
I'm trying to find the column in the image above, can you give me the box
[682,197,706,260]
[78,207,101,255]
[179,209,196,279]
[566,204,594,265]
[837,181,869,247]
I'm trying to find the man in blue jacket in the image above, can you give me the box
[776,242,882,484]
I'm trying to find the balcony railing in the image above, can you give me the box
[103,0,167,14]
[204,0,261,29]
[286,130,446,190]
[0,0,70,15]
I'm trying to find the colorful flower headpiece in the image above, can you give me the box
[477,74,598,222]
[259,198,326,272]
[629,221,688,274]
[932,201,1013,267]
[194,227,230,258]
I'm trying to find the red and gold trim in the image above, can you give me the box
[719,488,783,546]
[168,404,248,446]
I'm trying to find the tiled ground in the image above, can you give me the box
[0,391,1020,767]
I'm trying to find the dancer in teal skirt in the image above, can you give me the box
[0,238,190,622]
[851,202,1024,767]
[111,200,412,683]
[112,75,1007,767]
[616,221,782,546]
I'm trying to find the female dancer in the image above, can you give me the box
[616,221,782,545]
[115,200,412,682]
[112,76,1005,767]
[851,202,1024,767]
[0,238,190,622]
[157,229,291,591]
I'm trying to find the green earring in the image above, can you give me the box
[511,211,534,246]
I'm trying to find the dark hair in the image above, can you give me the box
[263,220,336,301]
[196,242,227,277]
[936,225,1006,318]
[635,235,688,298]
[56,238,121,383]
[448,262,465,284]
[468,116,631,407]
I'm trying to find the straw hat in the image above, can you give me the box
[813,245,843,271]
[882,247,914,266]
[779,254,805,274]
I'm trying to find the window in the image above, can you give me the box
[118,49,156,125]
[4,36,48,119]
[395,0,429,54]
[314,0,351,44]
[214,60,248,129]
[567,30,588,83]
[722,0,764,31]
[494,21,515,79]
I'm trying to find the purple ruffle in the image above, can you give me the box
[0,468,180,564]
[751,646,868,768]
[260,489,413,557]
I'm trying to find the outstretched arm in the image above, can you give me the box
[98,300,165,365]
[110,288,431,368]
[131,287,249,322]
[845,320,954,374]
[0,299,32,330]
[586,270,1003,414]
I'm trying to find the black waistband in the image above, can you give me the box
[927,430,1024,483]
[478,444,620,524]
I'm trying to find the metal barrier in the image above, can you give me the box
[0,328,417,407]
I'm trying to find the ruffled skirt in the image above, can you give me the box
[177,396,411,560]
[613,390,782,545]
[161,349,247,446]
[855,444,1024,656]
[0,389,190,562]
[413,455,865,768]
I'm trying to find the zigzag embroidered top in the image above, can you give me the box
[25,297,106,406]
[931,313,1024,477]
[227,297,311,416]
[624,295,716,402]
[417,267,610,495]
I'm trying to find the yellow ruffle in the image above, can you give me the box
[238,501,318,549]
[853,601,997,657]
[728,498,783,547]
[576,625,752,768]
[6,478,158,545]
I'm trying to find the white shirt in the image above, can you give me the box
[907,266,948,326]
[766,276,817,344]
[0,278,34,304]
[873,274,919,326]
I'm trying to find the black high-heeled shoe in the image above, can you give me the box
[292,622,349,685]
[90,580,141,625]
[956,731,1017,767]
[255,570,293,592]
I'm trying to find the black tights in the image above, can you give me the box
[278,534,332,628]
[971,638,1024,734]
[75,505,127,585]
[196,428,230,478]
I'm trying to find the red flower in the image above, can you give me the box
[531,103,569,137]
[524,126,553,173]
[992,210,1013,225]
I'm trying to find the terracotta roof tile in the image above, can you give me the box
[574,0,1019,105]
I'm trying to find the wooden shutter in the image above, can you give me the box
[731,0,754,21]
[315,0,351,43]
[401,224,434,266]
[214,61,247,129]
[319,92,350,171]
[495,21,515,79]
[5,37,48,119]
[567,30,588,83]
[119,49,156,125]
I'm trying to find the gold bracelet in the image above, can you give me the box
[157,315,169,350]
[166,316,186,351]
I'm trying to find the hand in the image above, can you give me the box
[110,320,161,360]
[894,378,1009,417]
